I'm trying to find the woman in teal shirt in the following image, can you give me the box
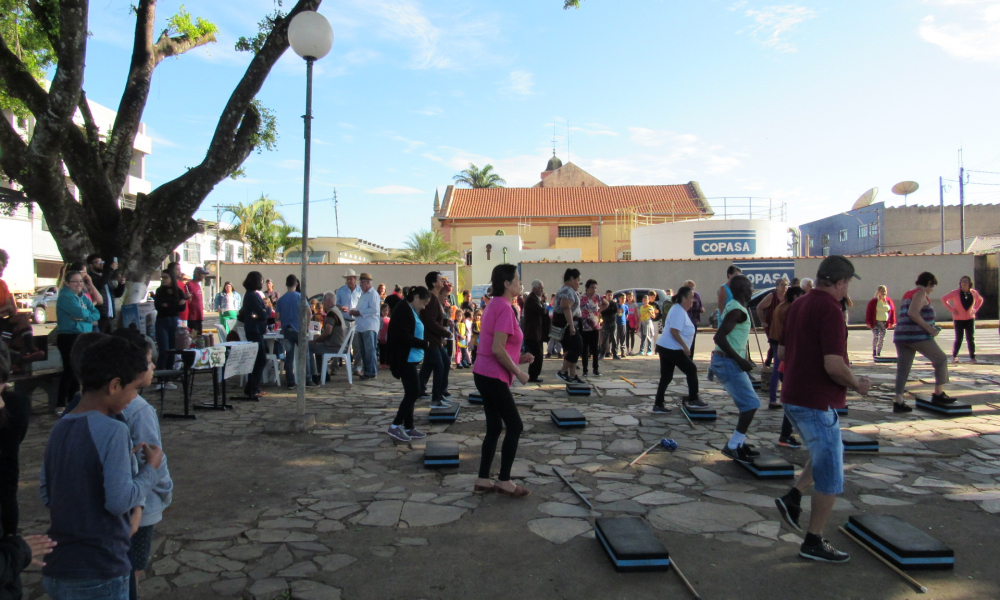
[55,270,101,407]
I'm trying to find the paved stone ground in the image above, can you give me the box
[12,328,1000,600]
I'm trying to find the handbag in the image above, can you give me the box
[548,324,565,343]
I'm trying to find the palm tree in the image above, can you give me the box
[397,230,462,263]
[224,195,304,263]
[453,163,506,188]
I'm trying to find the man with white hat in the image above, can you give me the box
[352,272,381,379]
[336,269,362,376]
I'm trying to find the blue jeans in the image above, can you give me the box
[154,316,179,370]
[283,327,313,386]
[784,404,844,494]
[419,345,447,400]
[357,330,378,377]
[710,353,760,413]
[44,575,130,600]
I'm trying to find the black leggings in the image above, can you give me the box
[475,373,523,481]
[392,362,421,430]
[561,324,583,364]
[56,333,79,407]
[953,319,975,359]
[581,330,600,372]
[655,347,698,406]
[0,390,30,535]
[626,325,636,352]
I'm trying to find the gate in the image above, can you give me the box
[974,254,999,320]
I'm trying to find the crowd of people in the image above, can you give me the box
[2,242,999,597]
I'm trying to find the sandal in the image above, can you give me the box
[495,484,531,498]
[473,482,496,494]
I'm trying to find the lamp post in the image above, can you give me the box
[288,11,333,420]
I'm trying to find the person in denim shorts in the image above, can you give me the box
[774,255,871,564]
[711,275,761,463]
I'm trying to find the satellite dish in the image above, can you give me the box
[892,181,919,205]
[852,187,878,210]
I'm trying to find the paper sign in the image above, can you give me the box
[222,342,258,378]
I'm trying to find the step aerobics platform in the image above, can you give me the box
[841,430,879,452]
[595,516,670,572]
[844,514,954,570]
[735,454,795,479]
[566,382,592,397]
[428,402,460,424]
[681,403,717,421]
[914,395,972,417]
[424,441,460,468]
[550,408,587,428]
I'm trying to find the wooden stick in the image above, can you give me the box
[838,526,927,594]
[680,404,696,429]
[619,375,636,387]
[986,403,1000,411]
[669,555,701,600]
[554,468,593,510]
[594,386,605,398]
[629,441,661,467]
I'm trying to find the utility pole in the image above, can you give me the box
[214,204,224,300]
[939,177,945,254]
[959,166,966,253]
[333,188,340,238]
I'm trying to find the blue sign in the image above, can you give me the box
[694,230,756,256]
[734,260,795,288]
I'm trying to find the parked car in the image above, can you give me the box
[29,285,59,324]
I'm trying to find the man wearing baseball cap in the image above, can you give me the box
[187,267,208,336]
[336,269,362,376]
[775,255,870,563]
[351,272,381,379]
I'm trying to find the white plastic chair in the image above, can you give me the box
[263,353,281,386]
[319,328,355,386]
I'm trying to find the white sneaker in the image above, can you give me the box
[163,382,177,390]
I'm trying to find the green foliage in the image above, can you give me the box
[249,100,278,153]
[236,1,284,54]
[397,230,462,264]
[223,195,301,263]
[452,163,506,189]
[166,5,218,40]
[564,0,582,8]
[0,0,57,117]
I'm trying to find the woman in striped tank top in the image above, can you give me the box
[892,272,951,412]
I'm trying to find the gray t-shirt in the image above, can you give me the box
[555,285,582,320]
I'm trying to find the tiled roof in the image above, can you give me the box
[441,183,709,219]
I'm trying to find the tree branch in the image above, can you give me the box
[153,29,217,66]
[78,91,101,148]
[0,115,30,183]
[0,32,50,115]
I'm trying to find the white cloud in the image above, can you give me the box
[350,0,497,70]
[741,4,817,53]
[919,2,1000,63]
[388,133,426,153]
[366,185,424,194]
[412,107,445,116]
[506,70,535,95]
[570,124,618,136]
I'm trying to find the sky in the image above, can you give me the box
[79,0,1000,247]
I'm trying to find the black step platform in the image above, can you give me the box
[428,402,461,423]
[751,378,762,390]
[566,383,591,397]
[736,454,795,479]
[681,403,717,421]
[841,430,879,452]
[914,396,972,417]
[845,514,954,570]
[424,441,460,468]
[834,406,849,416]
[595,516,670,572]
[873,356,897,364]
[467,392,483,405]
[550,408,587,428]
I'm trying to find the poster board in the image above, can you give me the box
[220,342,258,378]
[122,302,156,337]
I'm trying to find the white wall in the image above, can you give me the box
[632,219,789,260]
[0,211,35,291]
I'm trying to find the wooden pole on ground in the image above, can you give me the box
[629,441,661,468]
[838,526,927,594]
[620,376,636,387]
[555,468,593,510]
[669,555,701,599]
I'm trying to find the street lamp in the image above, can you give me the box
[288,11,333,421]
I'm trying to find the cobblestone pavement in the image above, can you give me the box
[13,329,1000,600]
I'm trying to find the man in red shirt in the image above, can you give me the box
[186,268,207,336]
[774,255,870,564]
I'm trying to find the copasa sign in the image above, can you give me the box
[734,260,795,287]
[693,230,756,256]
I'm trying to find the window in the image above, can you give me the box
[869,222,878,237]
[558,225,592,238]
[182,242,201,264]
[225,244,234,262]
[858,225,868,238]
[838,229,848,242]
[821,234,830,245]
[40,214,49,231]
[822,246,830,256]
[237,246,244,260]
[210,240,218,255]
[618,250,632,260]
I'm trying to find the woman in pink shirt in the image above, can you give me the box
[941,275,984,363]
[473,264,534,498]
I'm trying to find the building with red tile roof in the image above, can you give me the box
[432,155,713,262]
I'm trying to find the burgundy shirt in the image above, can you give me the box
[185,281,204,321]
[780,289,848,410]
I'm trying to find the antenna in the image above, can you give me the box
[891,181,919,206]
[852,188,878,210]
[566,120,570,163]
[551,123,557,156]
[333,188,340,237]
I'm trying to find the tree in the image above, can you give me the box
[564,0,583,8]
[397,230,462,264]
[224,195,303,263]
[452,163,506,188]
[0,0,320,300]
